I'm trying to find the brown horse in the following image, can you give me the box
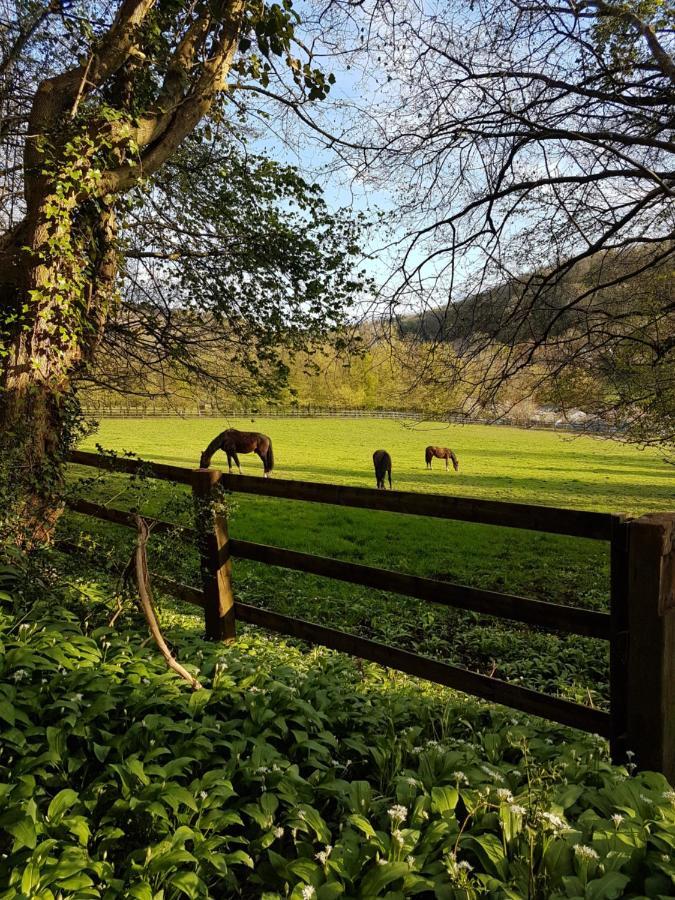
[200,429,274,477]
[425,446,459,471]
[373,449,392,489]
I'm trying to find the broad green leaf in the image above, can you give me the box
[7,815,37,850]
[461,834,509,880]
[21,859,40,894]
[358,861,409,896]
[169,871,204,899]
[48,788,79,823]
[0,700,16,726]
[56,872,95,890]
[586,872,631,900]
[431,786,458,815]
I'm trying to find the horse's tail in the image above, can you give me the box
[265,438,274,474]
[425,446,432,465]
[388,461,392,489]
[450,450,459,471]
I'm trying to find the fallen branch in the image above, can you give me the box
[134,515,202,690]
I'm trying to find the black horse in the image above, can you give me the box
[373,449,392,489]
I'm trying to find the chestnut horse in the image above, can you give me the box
[373,449,392,489]
[200,429,274,477]
[425,446,459,471]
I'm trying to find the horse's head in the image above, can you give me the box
[199,450,209,468]
[452,455,459,472]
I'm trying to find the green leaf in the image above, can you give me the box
[348,814,377,840]
[7,815,37,850]
[430,786,458,815]
[57,872,95,890]
[169,871,204,898]
[21,859,40,894]
[48,788,79,822]
[359,861,409,896]
[585,872,631,900]
[0,700,16,726]
[462,834,509,880]
[348,781,372,814]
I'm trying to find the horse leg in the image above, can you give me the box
[226,451,233,473]
[445,456,449,471]
[232,451,242,474]
[255,448,268,477]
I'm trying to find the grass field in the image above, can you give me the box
[64,416,674,708]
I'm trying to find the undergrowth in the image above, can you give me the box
[1,552,674,899]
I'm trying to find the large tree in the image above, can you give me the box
[0,0,344,536]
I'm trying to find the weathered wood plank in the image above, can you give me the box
[69,449,194,484]
[67,450,615,539]
[234,602,611,735]
[66,497,195,538]
[229,538,611,639]
[192,469,235,641]
[609,517,630,763]
[625,514,675,783]
[63,498,609,638]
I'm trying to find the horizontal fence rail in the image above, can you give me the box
[65,497,610,639]
[69,449,615,540]
[150,575,611,736]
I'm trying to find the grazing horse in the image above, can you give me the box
[373,449,392,489]
[425,446,459,471]
[200,429,274,477]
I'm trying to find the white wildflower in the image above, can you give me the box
[496,788,514,802]
[274,826,284,838]
[12,669,28,681]
[611,813,624,827]
[574,845,599,862]
[392,832,404,847]
[539,812,567,832]
[200,791,208,800]
[480,765,505,782]
[458,861,473,872]
[377,858,387,866]
[509,804,526,816]
[452,771,468,784]
[315,845,332,865]
[388,805,407,824]
[626,750,635,759]
[406,855,415,867]
[406,777,417,786]
[301,886,315,899]
[662,790,675,804]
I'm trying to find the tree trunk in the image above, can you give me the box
[0,203,118,544]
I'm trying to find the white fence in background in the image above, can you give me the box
[79,404,618,433]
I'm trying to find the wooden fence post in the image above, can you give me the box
[192,468,236,641]
[625,513,675,781]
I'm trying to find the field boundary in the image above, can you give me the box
[79,404,616,434]
[66,450,675,781]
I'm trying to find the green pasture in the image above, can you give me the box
[65,416,674,708]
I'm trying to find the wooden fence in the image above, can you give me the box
[79,404,617,433]
[66,449,674,781]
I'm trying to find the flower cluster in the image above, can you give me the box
[387,805,407,825]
